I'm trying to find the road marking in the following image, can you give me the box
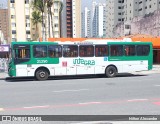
[0,108,4,111]
[154,85,160,87]
[52,89,90,93]
[127,99,148,102]
[23,105,50,109]
[79,102,102,105]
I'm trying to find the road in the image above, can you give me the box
[0,73,160,123]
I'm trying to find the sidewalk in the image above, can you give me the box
[0,72,8,80]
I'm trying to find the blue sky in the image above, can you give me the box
[82,0,105,10]
[0,0,7,7]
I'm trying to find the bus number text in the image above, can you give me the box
[37,60,48,64]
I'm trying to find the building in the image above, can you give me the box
[8,0,35,41]
[106,0,160,38]
[46,0,62,38]
[61,0,81,38]
[8,0,62,42]
[0,8,9,43]
[81,7,91,38]
[92,3,106,38]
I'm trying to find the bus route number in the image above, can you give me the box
[37,60,48,64]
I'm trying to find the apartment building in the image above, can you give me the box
[46,0,62,38]
[61,0,81,38]
[106,0,160,38]
[8,0,61,42]
[0,8,9,42]
[81,7,91,38]
[92,3,106,38]
[8,0,32,41]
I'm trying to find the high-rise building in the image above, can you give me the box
[46,0,62,38]
[81,7,91,38]
[61,0,81,38]
[0,8,9,43]
[8,0,62,42]
[9,0,36,41]
[92,3,106,38]
[106,0,160,38]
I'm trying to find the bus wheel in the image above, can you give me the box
[35,69,49,81]
[105,66,117,78]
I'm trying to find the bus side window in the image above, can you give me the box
[137,45,150,56]
[33,45,47,58]
[63,45,78,57]
[48,45,62,58]
[95,45,108,57]
[125,45,135,56]
[110,45,123,56]
[79,45,94,57]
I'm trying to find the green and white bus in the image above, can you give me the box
[8,39,153,80]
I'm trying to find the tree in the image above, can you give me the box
[31,0,47,41]
[31,11,42,40]
[47,0,54,37]
[54,0,63,37]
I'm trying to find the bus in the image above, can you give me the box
[8,38,153,80]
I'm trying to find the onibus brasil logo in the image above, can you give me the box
[73,58,95,65]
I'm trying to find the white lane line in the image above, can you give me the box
[52,89,90,93]
[154,85,160,87]
[127,99,148,102]
[79,102,102,105]
[23,105,50,109]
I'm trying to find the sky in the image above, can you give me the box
[82,0,105,11]
[0,0,7,8]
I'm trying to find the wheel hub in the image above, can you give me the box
[39,71,45,78]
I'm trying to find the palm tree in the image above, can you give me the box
[54,0,63,37]
[31,11,42,40]
[46,0,54,37]
[31,0,47,41]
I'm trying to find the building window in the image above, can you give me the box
[10,0,15,3]
[11,15,15,19]
[118,0,121,3]
[11,23,16,27]
[25,0,29,4]
[26,30,30,34]
[138,8,142,11]
[26,23,30,27]
[125,25,131,29]
[12,30,16,34]
[26,15,30,19]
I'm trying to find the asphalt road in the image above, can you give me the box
[0,73,160,123]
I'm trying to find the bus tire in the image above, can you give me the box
[105,66,117,78]
[35,69,49,81]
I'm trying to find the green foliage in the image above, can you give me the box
[31,11,42,25]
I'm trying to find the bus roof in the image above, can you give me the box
[11,39,152,45]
